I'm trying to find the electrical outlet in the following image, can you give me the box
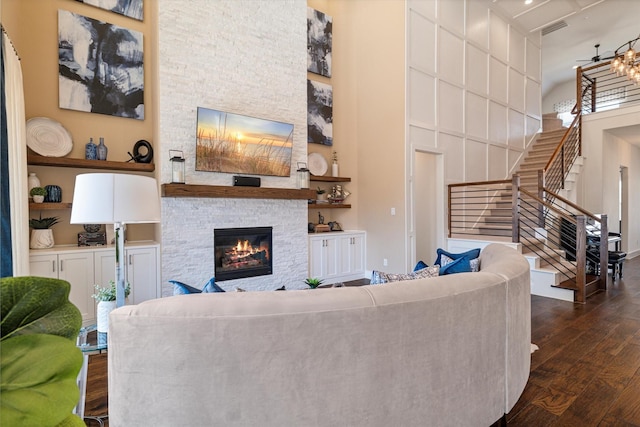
[383,258,388,266]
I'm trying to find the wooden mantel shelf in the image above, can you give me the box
[28,153,155,172]
[161,184,315,200]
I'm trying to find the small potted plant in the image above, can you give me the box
[92,281,131,333]
[316,186,327,203]
[29,215,60,249]
[304,277,324,289]
[30,186,47,203]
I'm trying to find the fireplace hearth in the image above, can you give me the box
[214,227,273,281]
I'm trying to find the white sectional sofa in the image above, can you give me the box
[108,243,531,426]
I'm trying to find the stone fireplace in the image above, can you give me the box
[214,226,273,281]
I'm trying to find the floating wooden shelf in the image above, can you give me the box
[308,203,351,209]
[161,184,315,200]
[310,176,351,182]
[27,153,155,172]
[29,202,72,210]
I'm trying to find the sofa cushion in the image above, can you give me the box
[434,247,481,267]
[170,277,225,295]
[441,254,480,272]
[439,256,472,275]
[413,260,428,271]
[371,265,440,284]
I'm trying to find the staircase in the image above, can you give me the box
[449,112,600,303]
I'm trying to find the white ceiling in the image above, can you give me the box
[490,0,640,146]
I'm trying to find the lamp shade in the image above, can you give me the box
[71,173,161,224]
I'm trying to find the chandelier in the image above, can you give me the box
[610,34,640,85]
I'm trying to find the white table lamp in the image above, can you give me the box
[71,173,160,307]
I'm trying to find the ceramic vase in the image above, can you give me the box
[30,229,54,249]
[28,173,40,195]
[97,300,117,333]
[32,195,44,203]
[85,138,97,160]
[332,161,339,177]
[44,185,62,203]
[97,137,108,161]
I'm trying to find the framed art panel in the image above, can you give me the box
[307,7,332,77]
[307,80,333,146]
[58,10,144,120]
[75,0,143,21]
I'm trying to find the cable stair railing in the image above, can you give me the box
[448,174,608,303]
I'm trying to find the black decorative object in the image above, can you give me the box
[128,140,153,163]
[44,185,62,203]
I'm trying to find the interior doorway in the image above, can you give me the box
[410,150,444,268]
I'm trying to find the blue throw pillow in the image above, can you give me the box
[202,277,225,293]
[171,277,224,295]
[439,256,472,275]
[413,260,428,271]
[170,280,202,295]
[434,248,481,267]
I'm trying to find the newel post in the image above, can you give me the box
[599,214,608,291]
[575,215,587,304]
[511,174,520,244]
[537,170,545,228]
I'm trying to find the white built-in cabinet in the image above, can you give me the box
[29,242,160,325]
[308,231,366,284]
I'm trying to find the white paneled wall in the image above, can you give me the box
[407,0,542,185]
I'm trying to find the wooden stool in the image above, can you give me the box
[608,251,627,280]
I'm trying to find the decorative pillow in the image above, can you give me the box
[201,277,225,293]
[171,277,224,295]
[170,280,202,295]
[441,254,480,272]
[434,248,481,267]
[413,260,428,271]
[439,256,472,275]
[370,265,440,284]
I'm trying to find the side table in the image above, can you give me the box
[76,325,108,426]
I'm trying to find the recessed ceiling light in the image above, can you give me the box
[525,0,533,4]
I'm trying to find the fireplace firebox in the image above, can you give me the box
[214,227,273,281]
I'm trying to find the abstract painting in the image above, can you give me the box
[307,80,333,146]
[58,10,144,120]
[196,107,294,177]
[307,7,332,77]
[75,0,143,21]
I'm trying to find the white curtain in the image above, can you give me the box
[3,31,29,276]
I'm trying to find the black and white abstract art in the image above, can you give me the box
[307,7,332,78]
[58,10,144,120]
[307,80,333,146]
[75,0,143,21]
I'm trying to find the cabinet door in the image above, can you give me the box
[349,233,365,274]
[126,247,158,304]
[94,251,116,287]
[308,235,339,280]
[58,252,95,324]
[309,237,325,278]
[29,254,58,278]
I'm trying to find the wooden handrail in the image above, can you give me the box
[543,112,580,172]
[519,188,579,225]
[448,179,511,189]
[542,187,602,223]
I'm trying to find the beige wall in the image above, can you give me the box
[2,0,156,244]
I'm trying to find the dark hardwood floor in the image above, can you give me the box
[83,256,640,426]
[508,255,640,426]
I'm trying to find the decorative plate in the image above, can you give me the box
[308,152,328,176]
[26,117,73,157]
